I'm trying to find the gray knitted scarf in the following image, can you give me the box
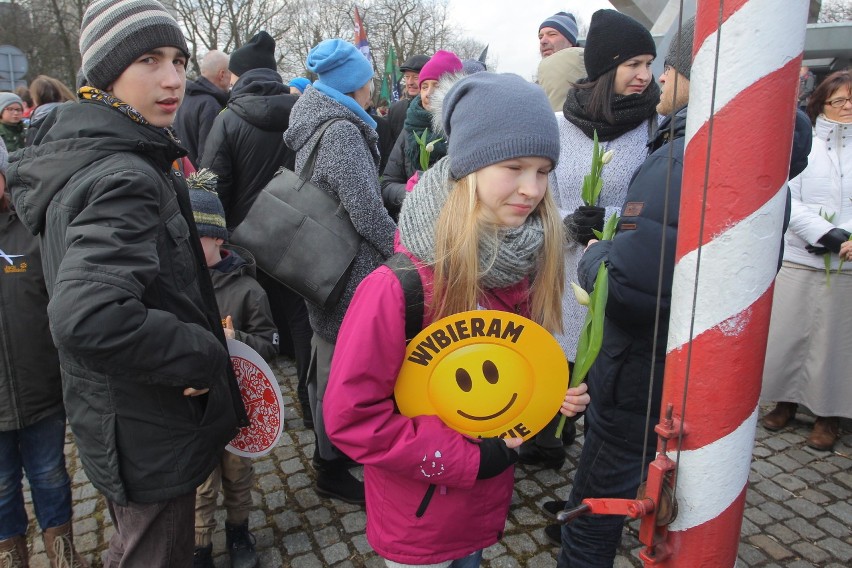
[398,156,544,289]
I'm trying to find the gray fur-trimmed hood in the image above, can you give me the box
[429,71,470,136]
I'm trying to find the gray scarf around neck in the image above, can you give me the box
[398,156,544,289]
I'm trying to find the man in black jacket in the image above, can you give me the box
[7,1,245,565]
[557,17,810,566]
[201,31,315,430]
[385,54,429,148]
[173,50,230,167]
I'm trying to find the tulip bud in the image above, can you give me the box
[425,141,437,153]
[571,282,590,306]
[601,150,615,165]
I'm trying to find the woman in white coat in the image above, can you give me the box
[761,70,852,451]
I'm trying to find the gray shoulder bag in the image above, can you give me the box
[230,119,361,309]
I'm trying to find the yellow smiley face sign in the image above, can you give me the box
[394,310,569,440]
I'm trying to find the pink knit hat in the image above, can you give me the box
[418,50,463,86]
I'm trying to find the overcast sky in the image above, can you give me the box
[447,0,615,80]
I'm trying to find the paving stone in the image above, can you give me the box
[818,481,851,500]
[290,552,324,567]
[788,496,826,519]
[351,534,373,555]
[774,472,807,492]
[760,502,796,521]
[737,542,768,566]
[799,488,831,504]
[766,522,798,544]
[315,525,342,548]
[263,490,287,511]
[281,532,312,555]
[784,516,827,541]
[792,541,831,565]
[816,537,852,561]
[272,509,301,532]
[825,501,852,524]
[340,510,366,533]
[305,506,332,526]
[321,541,350,565]
[747,534,794,561]
[502,532,537,555]
[754,478,793,501]
[816,516,849,539]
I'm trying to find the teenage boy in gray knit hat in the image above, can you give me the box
[7,0,246,565]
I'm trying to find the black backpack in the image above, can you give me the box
[383,253,424,343]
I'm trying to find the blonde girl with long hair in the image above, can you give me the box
[324,72,589,568]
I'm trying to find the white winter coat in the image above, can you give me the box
[785,116,852,269]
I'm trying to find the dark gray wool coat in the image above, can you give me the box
[283,86,395,342]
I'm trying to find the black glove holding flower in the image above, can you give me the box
[564,205,606,245]
[805,228,851,255]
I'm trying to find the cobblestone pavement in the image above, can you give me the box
[21,355,852,567]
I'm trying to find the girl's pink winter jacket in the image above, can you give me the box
[324,249,531,565]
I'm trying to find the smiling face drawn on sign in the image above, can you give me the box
[394,310,568,441]
[429,344,534,433]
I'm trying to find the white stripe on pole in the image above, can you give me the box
[667,408,758,531]
[667,187,787,351]
[686,0,809,145]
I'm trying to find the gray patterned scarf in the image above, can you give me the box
[398,157,544,289]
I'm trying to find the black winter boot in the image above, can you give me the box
[313,457,366,504]
[193,544,214,568]
[225,521,258,568]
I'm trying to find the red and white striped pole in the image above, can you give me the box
[655,1,809,565]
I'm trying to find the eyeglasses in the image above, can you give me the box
[2,107,23,114]
[825,97,852,109]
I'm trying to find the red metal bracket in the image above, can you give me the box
[557,404,684,566]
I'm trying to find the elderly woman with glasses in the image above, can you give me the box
[0,93,26,152]
[761,70,852,451]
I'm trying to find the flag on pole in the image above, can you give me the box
[380,45,400,103]
[354,7,371,62]
[478,45,489,65]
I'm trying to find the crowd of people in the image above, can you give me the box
[0,1,849,567]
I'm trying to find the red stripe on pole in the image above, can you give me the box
[665,485,747,566]
[662,288,773,450]
[677,58,800,259]
[694,0,750,48]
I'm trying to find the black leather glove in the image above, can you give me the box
[817,228,851,254]
[476,437,518,479]
[805,244,829,255]
[564,205,606,245]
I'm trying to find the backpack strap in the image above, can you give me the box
[384,253,424,343]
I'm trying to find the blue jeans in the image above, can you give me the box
[0,411,72,539]
[557,426,652,568]
[451,550,483,568]
[385,549,483,568]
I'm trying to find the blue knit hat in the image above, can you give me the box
[540,11,579,46]
[442,73,559,180]
[288,77,311,93]
[307,39,373,94]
